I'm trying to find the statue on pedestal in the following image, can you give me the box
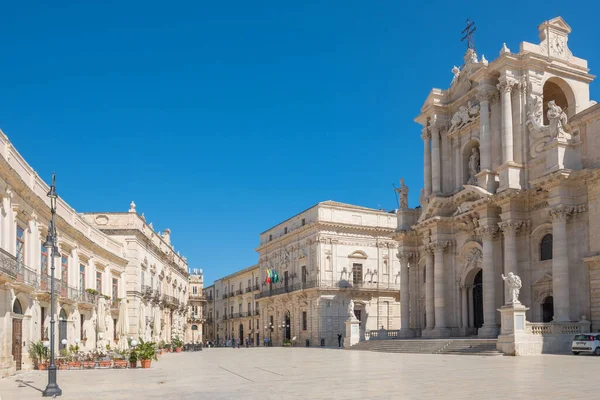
[502,272,522,305]
[347,299,355,320]
[468,146,480,185]
[394,179,409,210]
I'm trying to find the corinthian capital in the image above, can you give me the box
[429,241,451,253]
[476,89,496,103]
[397,252,417,264]
[421,129,431,141]
[549,205,573,222]
[476,226,499,240]
[497,77,517,94]
[498,220,528,236]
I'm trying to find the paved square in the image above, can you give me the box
[0,348,599,399]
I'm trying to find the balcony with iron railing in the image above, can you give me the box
[38,274,62,294]
[254,309,260,316]
[111,298,120,311]
[235,289,243,296]
[253,284,260,291]
[222,315,228,321]
[245,287,252,293]
[206,295,213,301]
[229,292,235,298]
[60,284,81,302]
[189,293,205,301]
[255,279,401,299]
[206,317,214,324]
[79,290,98,305]
[0,248,17,282]
[16,262,39,290]
[222,294,228,300]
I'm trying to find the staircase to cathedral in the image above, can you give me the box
[348,338,502,356]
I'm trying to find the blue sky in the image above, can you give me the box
[1,2,598,285]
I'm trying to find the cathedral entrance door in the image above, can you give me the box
[473,270,483,330]
[239,323,244,341]
[542,296,554,323]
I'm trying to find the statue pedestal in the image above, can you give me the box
[496,303,529,356]
[475,169,498,193]
[497,162,522,192]
[344,317,360,348]
[545,138,581,173]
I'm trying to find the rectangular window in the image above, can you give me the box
[61,255,69,284]
[96,271,102,293]
[79,264,85,292]
[301,218,305,226]
[269,234,272,241]
[247,302,251,313]
[284,271,289,290]
[40,242,48,276]
[352,263,363,285]
[247,279,251,289]
[112,278,118,301]
[238,303,242,314]
[301,266,307,284]
[284,227,288,234]
[193,286,198,295]
[16,226,25,265]
[302,311,307,330]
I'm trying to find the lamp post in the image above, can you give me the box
[264,323,273,346]
[43,173,62,397]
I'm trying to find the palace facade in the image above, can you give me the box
[0,131,198,376]
[397,16,600,339]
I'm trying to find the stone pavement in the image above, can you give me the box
[0,348,598,400]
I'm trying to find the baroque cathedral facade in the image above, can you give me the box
[396,16,600,338]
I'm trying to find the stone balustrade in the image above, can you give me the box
[525,320,590,336]
[365,329,401,341]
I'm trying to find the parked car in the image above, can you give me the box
[571,333,600,355]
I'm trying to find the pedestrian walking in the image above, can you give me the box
[337,333,342,348]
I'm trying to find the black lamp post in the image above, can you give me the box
[42,173,62,397]
[264,323,273,346]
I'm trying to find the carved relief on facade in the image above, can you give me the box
[448,101,480,134]
[527,92,573,158]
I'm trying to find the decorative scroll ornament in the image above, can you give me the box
[449,101,480,133]
[526,94,572,158]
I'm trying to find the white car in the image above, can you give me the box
[571,333,600,355]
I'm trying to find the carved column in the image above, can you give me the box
[431,241,450,333]
[430,126,442,194]
[425,248,434,330]
[550,206,572,322]
[422,129,432,197]
[398,252,414,332]
[461,285,468,329]
[498,220,522,302]
[476,89,493,171]
[477,226,499,337]
[497,77,515,164]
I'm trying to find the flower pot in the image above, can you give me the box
[129,360,137,369]
[175,347,182,353]
[37,362,48,370]
[113,360,127,368]
[58,363,68,370]
[98,360,112,368]
[158,349,163,355]
[140,359,151,369]
[82,361,96,369]
[68,361,83,370]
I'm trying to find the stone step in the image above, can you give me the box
[348,338,503,356]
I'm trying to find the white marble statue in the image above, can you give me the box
[468,147,480,185]
[547,100,569,138]
[502,272,522,305]
[451,65,460,86]
[394,178,409,210]
[348,299,355,319]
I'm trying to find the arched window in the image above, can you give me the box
[540,234,553,261]
[13,299,23,314]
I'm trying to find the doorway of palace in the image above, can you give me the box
[473,270,483,330]
[12,299,23,370]
[542,296,554,323]
[285,311,291,341]
[59,309,67,350]
[239,323,244,341]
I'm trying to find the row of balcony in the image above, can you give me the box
[0,248,115,306]
[221,284,261,300]
[221,310,260,321]
[255,279,401,299]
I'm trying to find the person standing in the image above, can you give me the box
[337,333,342,348]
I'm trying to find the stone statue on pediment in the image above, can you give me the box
[394,178,409,210]
[451,66,461,86]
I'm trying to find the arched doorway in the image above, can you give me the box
[542,296,554,323]
[239,323,243,342]
[12,299,23,370]
[285,311,291,341]
[59,309,67,350]
[473,270,483,330]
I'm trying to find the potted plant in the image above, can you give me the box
[137,338,158,368]
[128,348,138,368]
[28,341,48,370]
[113,349,128,368]
[96,348,112,368]
[82,353,96,369]
[172,337,183,353]
[158,340,165,355]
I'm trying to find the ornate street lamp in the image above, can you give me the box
[43,173,62,398]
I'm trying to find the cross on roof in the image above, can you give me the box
[461,18,476,51]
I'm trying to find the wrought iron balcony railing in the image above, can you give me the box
[16,263,39,289]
